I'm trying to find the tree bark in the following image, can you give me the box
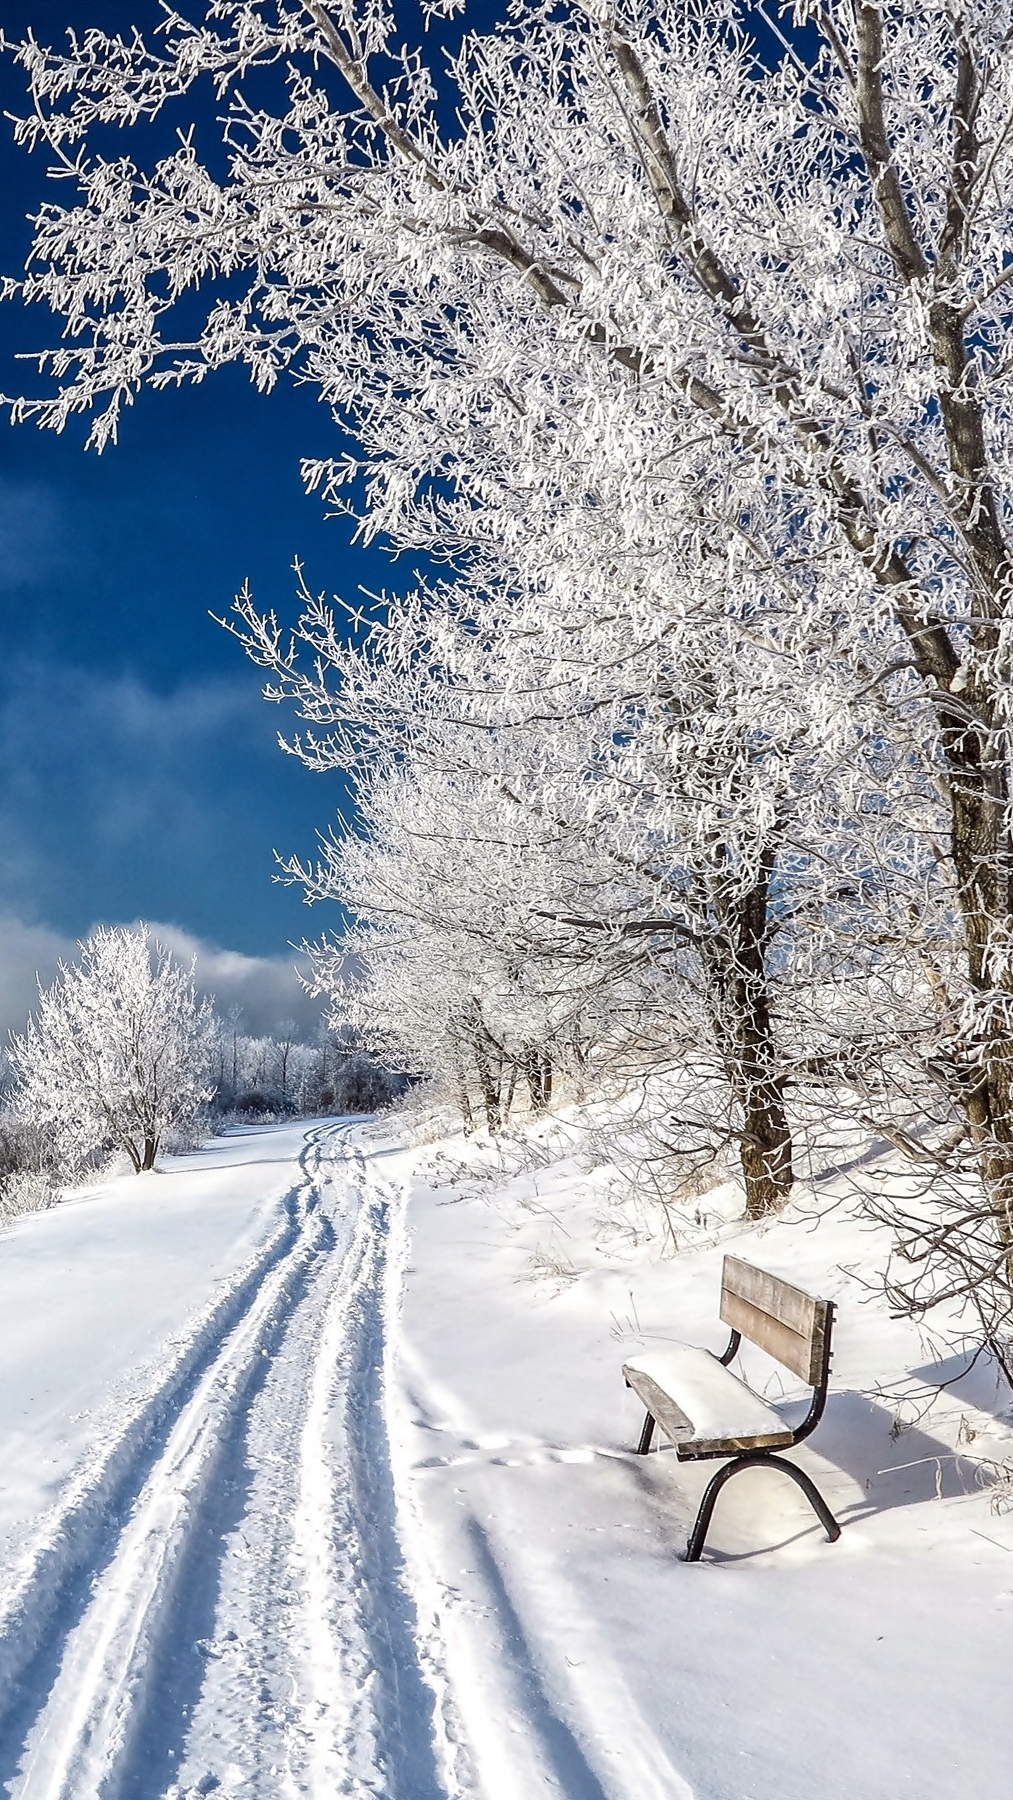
[525,1046,552,1114]
[472,1034,502,1134]
[947,757,1013,1262]
[453,1055,474,1134]
[701,849,794,1219]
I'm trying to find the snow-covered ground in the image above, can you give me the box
[0,1118,429,1798]
[388,1122,1013,1799]
[2,1113,1012,1797]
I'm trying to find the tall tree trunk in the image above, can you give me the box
[453,1054,474,1134]
[473,1036,502,1134]
[525,1045,550,1114]
[948,753,1013,1264]
[701,847,793,1219]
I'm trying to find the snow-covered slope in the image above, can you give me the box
[384,1122,1013,1800]
[2,1114,1012,1798]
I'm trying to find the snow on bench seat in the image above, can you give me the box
[623,1344,795,1456]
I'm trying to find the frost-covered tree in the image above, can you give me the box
[257,558,847,1208]
[11,2,1013,1278]
[8,924,216,1174]
[306,756,621,1133]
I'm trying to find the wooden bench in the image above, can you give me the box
[623,1255,841,1561]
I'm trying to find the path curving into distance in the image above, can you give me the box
[0,1123,454,1800]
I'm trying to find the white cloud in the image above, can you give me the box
[0,914,323,1045]
[0,660,336,1042]
[0,915,77,1047]
[145,922,321,1038]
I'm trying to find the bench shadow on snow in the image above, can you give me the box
[814,1389,997,1514]
[629,1388,998,1562]
[909,1346,1013,1415]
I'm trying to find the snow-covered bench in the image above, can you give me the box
[623,1255,841,1561]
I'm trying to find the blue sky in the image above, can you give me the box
[0,2,791,1037]
[0,1,394,1033]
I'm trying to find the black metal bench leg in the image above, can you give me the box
[685,1450,841,1562]
[636,1410,656,1455]
[763,1454,842,1545]
[685,1456,745,1561]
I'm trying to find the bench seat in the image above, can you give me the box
[623,1344,795,1456]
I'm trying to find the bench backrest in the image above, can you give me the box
[719,1256,831,1386]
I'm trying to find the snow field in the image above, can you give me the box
[379,1119,1013,1800]
[5,1114,1013,1798]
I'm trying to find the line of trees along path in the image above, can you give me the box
[7,2,1013,1328]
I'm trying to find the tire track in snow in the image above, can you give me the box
[0,1135,317,1753]
[1,1124,454,1800]
[159,1140,452,1800]
[340,1172,450,1800]
[1,1124,333,1799]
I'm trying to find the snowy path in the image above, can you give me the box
[0,1122,450,1800]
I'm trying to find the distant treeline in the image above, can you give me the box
[211,1022,410,1120]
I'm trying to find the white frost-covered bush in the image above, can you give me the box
[8,925,216,1176]
[0,1168,56,1226]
